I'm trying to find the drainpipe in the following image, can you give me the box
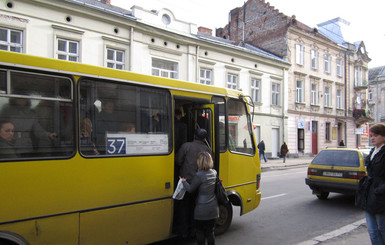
[196,45,199,83]
[129,27,134,71]
[282,69,287,144]
[344,52,348,145]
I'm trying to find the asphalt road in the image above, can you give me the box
[155,166,365,245]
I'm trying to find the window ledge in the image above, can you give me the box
[271,104,282,109]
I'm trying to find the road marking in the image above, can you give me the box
[261,193,287,200]
[297,218,366,245]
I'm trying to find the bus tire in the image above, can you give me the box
[214,201,233,235]
[0,231,29,245]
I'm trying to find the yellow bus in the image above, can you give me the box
[0,50,261,245]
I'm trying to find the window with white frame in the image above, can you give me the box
[355,66,362,86]
[0,27,23,53]
[152,58,178,79]
[336,58,343,77]
[57,38,79,62]
[324,86,331,107]
[296,80,304,103]
[368,89,373,101]
[251,78,261,103]
[200,68,212,85]
[227,73,238,90]
[311,83,318,105]
[107,48,125,70]
[311,49,318,69]
[296,44,304,66]
[324,54,331,73]
[271,82,280,106]
[355,66,366,87]
[337,89,342,109]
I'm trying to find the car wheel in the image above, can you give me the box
[214,202,233,235]
[316,192,329,200]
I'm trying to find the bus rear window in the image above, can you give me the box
[312,150,360,167]
[0,69,74,159]
[79,78,172,156]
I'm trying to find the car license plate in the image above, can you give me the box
[323,171,343,177]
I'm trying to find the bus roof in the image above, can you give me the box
[0,50,244,99]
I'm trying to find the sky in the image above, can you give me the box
[112,0,385,68]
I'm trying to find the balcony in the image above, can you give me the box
[353,108,373,126]
[354,80,368,90]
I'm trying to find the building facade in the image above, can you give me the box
[0,0,290,156]
[368,66,385,124]
[216,0,372,157]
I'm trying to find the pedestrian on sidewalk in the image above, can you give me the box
[356,123,385,245]
[280,142,289,163]
[258,140,267,162]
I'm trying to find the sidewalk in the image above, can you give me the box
[260,155,313,171]
[260,156,370,245]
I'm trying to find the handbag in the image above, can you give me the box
[173,178,186,200]
[355,175,371,209]
[215,175,229,205]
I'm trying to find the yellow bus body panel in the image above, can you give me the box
[220,151,261,214]
[0,214,79,245]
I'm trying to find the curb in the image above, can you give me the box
[296,218,366,245]
[261,163,309,172]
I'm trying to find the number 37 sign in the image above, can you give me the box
[106,133,169,155]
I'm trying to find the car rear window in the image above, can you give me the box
[311,150,360,167]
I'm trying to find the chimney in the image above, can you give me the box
[198,27,212,36]
[101,0,111,4]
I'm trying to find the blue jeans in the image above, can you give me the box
[259,151,267,162]
[366,211,385,245]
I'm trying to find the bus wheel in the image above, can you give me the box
[214,202,233,235]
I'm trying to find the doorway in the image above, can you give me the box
[272,128,279,158]
[312,121,318,155]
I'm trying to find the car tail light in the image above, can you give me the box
[347,171,366,180]
[256,174,261,189]
[308,168,318,176]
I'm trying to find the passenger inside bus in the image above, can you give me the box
[0,120,18,158]
[95,99,121,149]
[0,97,57,156]
[80,118,99,155]
[121,122,136,133]
[174,109,187,152]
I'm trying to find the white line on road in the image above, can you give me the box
[261,193,287,200]
[263,170,307,178]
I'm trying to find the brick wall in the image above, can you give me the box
[216,0,317,59]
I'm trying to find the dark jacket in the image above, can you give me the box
[0,138,18,158]
[257,141,265,153]
[175,140,211,183]
[280,143,288,157]
[183,169,219,220]
[357,146,385,214]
